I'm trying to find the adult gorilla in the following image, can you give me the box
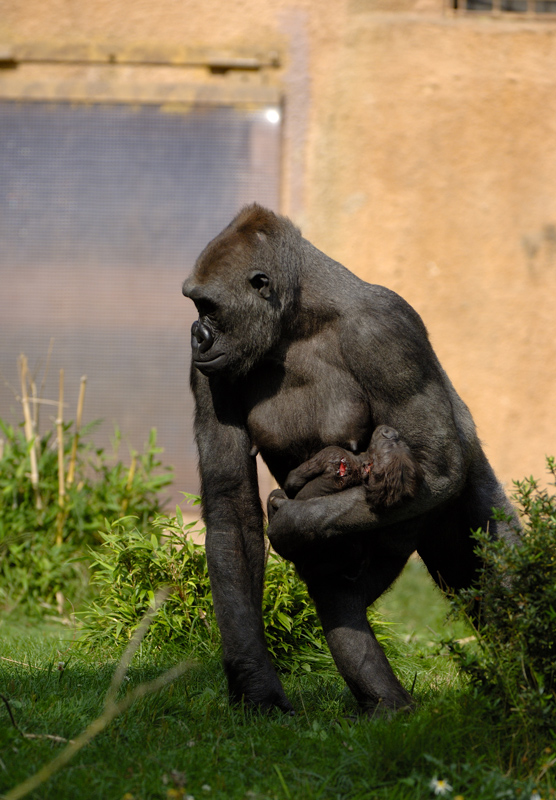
[182,204,518,715]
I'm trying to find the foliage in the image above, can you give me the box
[0,418,172,616]
[445,456,556,728]
[78,505,394,675]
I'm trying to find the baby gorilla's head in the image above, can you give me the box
[364,425,423,507]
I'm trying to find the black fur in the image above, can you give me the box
[183,204,520,714]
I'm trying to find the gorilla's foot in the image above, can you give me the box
[233,689,295,715]
[360,693,416,720]
[224,656,294,714]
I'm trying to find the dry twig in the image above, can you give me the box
[0,656,48,672]
[1,694,74,745]
[35,337,54,430]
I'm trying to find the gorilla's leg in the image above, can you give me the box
[418,453,520,592]
[307,557,413,714]
[205,525,294,713]
[416,503,481,591]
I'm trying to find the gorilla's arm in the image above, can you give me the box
[267,315,470,559]
[267,436,462,559]
[191,369,293,712]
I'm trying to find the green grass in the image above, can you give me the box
[1,559,554,800]
[376,556,464,638]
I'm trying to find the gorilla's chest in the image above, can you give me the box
[243,348,371,480]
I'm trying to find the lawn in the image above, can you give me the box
[1,557,554,800]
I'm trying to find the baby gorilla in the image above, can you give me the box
[284,425,422,507]
[268,426,423,583]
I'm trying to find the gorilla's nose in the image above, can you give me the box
[182,276,195,297]
[191,320,214,353]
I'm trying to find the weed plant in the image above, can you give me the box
[0,418,172,617]
[446,456,556,729]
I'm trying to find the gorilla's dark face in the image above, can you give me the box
[183,206,296,377]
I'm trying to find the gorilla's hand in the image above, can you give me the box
[267,484,379,559]
[266,492,344,559]
[266,489,306,559]
[267,488,287,524]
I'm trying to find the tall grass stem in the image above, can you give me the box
[66,375,87,487]
[18,355,41,509]
[56,369,65,546]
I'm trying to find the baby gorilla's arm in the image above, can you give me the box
[284,446,364,499]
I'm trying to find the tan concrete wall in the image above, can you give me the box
[2,0,555,491]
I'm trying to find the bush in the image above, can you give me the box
[79,505,395,676]
[79,506,216,653]
[0,418,172,616]
[445,457,556,727]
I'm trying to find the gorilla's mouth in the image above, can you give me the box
[193,353,227,375]
[190,318,228,374]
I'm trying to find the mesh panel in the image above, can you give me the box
[0,100,281,505]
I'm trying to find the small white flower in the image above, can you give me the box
[530,792,543,800]
[430,777,453,796]
[202,786,211,793]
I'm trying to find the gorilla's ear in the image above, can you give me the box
[249,270,272,299]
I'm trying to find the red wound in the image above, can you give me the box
[338,458,347,477]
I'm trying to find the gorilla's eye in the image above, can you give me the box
[249,271,271,299]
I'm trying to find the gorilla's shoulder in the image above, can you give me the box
[353,282,428,333]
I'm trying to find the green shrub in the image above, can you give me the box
[445,457,556,727]
[78,505,394,675]
[0,418,172,616]
[79,506,216,654]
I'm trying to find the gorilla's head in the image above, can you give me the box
[183,205,301,377]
